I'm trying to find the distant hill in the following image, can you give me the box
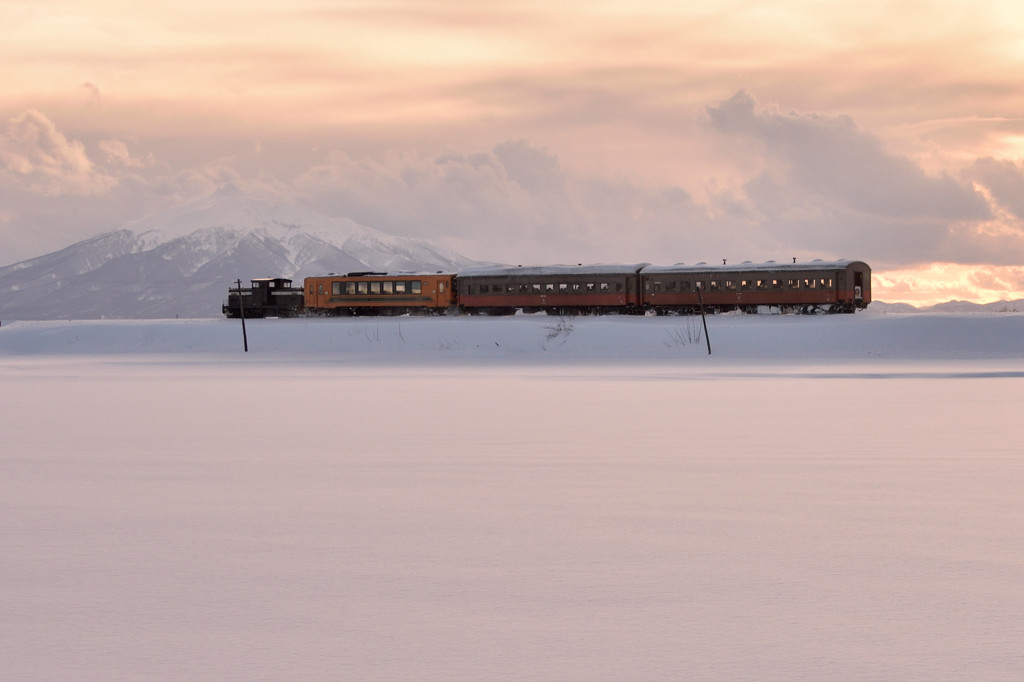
[870,299,1024,314]
[0,188,479,320]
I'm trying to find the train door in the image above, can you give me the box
[854,271,864,302]
[308,280,323,310]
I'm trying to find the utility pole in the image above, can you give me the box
[236,278,248,352]
[696,285,711,355]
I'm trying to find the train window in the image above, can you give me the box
[332,282,342,295]
[615,282,623,292]
[345,282,356,295]
[369,281,381,295]
[532,283,542,292]
[652,281,663,293]
[318,284,324,295]
[724,281,736,291]
[395,281,406,294]
[309,284,315,295]
[382,281,393,294]
[820,279,829,289]
[772,279,782,289]
[545,283,555,292]
[666,281,677,292]
[586,283,595,292]
[740,280,750,291]
[680,281,691,292]
[788,279,798,289]
[756,280,766,290]
[573,283,581,292]
[439,282,446,294]
[411,281,422,294]
[559,283,568,292]
[600,282,609,292]
[695,280,704,290]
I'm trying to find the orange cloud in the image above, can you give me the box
[0,110,116,195]
[875,263,1024,305]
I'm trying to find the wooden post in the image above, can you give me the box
[696,285,711,355]
[236,278,248,352]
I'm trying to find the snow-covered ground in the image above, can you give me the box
[2,313,1023,680]
[1,309,1023,361]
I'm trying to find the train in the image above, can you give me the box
[222,259,871,318]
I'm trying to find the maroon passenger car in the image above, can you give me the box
[640,260,871,314]
[457,264,649,315]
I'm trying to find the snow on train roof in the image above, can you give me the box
[306,260,868,280]
[640,259,868,274]
[458,263,650,278]
[308,270,456,278]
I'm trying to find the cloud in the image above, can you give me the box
[292,141,708,264]
[698,91,1024,268]
[705,90,990,221]
[82,82,101,106]
[0,110,116,196]
[965,157,1024,219]
[98,139,154,169]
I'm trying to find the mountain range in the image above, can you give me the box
[0,188,479,320]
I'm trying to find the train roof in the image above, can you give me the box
[307,270,457,278]
[640,259,869,274]
[458,263,650,278]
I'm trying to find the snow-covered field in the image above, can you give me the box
[2,313,1023,680]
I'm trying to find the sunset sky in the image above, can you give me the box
[3,0,1024,304]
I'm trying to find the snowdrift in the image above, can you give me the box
[2,311,1022,362]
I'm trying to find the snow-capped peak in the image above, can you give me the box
[127,189,366,253]
[0,187,479,319]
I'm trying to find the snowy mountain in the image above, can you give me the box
[0,188,479,320]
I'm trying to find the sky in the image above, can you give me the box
[2,1,1024,305]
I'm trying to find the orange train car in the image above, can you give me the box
[303,272,457,315]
